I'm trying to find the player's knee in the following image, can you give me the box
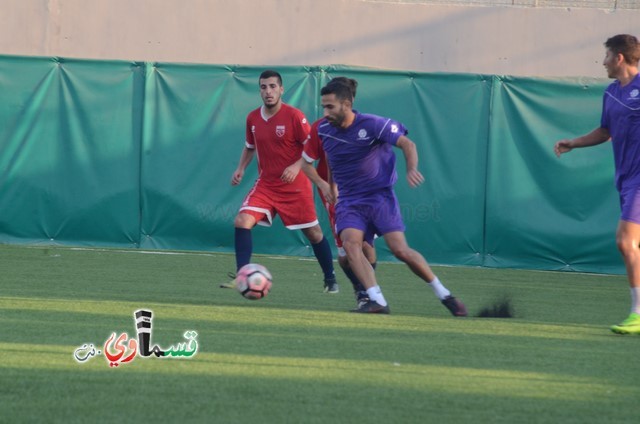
[616,235,638,257]
[303,225,324,244]
[342,239,363,257]
[234,214,254,229]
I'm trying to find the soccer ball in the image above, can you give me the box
[235,263,273,300]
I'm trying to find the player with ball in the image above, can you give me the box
[228,70,339,295]
[303,77,467,316]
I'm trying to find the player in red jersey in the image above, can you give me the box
[229,70,338,293]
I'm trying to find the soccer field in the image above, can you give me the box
[0,244,638,423]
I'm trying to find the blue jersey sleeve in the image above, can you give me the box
[376,117,408,145]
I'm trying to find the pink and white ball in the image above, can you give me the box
[235,264,273,300]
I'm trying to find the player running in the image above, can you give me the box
[228,70,338,293]
[304,77,467,315]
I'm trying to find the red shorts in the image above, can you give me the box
[240,183,318,229]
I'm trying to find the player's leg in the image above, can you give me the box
[382,231,435,281]
[324,198,371,300]
[363,241,377,264]
[279,189,338,292]
[611,187,640,334]
[370,188,467,317]
[382,230,466,316]
[338,242,376,306]
[300,224,339,293]
[611,218,640,334]
[234,212,257,271]
[341,227,388,313]
[233,185,275,271]
[219,211,259,289]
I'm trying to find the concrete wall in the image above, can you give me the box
[1,0,639,77]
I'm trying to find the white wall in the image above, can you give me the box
[1,0,639,77]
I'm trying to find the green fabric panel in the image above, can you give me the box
[0,56,143,246]
[0,56,624,273]
[485,76,620,273]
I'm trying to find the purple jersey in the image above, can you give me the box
[317,112,408,198]
[601,74,640,191]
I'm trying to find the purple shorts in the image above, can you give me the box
[620,186,640,224]
[335,189,406,239]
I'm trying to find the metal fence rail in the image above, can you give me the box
[363,0,640,10]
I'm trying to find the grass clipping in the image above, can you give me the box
[476,295,515,318]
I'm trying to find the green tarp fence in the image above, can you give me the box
[0,56,622,273]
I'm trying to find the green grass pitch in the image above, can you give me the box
[1,244,638,423]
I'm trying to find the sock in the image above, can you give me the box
[631,287,640,314]
[429,276,451,301]
[342,267,366,293]
[311,237,335,280]
[234,228,252,271]
[366,285,387,307]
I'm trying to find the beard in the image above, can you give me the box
[262,95,280,109]
[326,111,346,127]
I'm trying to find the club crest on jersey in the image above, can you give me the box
[630,89,639,99]
[276,125,286,137]
[357,129,368,140]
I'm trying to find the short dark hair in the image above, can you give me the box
[605,34,640,65]
[329,77,358,99]
[259,70,283,86]
[321,77,358,102]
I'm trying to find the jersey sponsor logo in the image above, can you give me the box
[302,118,307,124]
[251,125,256,133]
[391,124,399,133]
[276,125,286,137]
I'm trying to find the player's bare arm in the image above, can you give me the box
[554,127,611,157]
[301,160,334,203]
[396,135,425,188]
[231,147,255,186]
[281,157,303,184]
[326,164,338,205]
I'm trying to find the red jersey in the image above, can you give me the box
[245,103,311,192]
[302,119,329,181]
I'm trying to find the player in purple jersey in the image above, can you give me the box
[298,77,377,308]
[555,34,640,334]
[305,77,467,315]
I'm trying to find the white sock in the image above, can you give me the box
[429,276,451,300]
[366,285,387,307]
[631,287,640,314]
